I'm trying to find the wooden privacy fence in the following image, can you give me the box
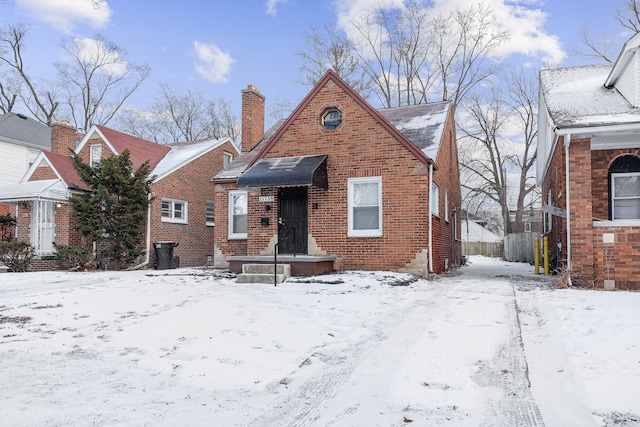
[462,241,504,258]
[504,232,536,263]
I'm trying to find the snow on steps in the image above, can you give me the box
[236,263,291,284]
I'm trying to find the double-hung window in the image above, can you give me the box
[90,144,102,168]
[611,172,640,219]
[161,198,188,224]
[228,190,247,239]
[348,176,382,237]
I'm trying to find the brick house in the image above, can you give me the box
[0,122,238,270]
[213,70,462,276]
[538,32,640,289]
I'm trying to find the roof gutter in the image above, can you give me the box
[554,122,640,136]
[564,134,572,285]
[428,163,434,274]
[128,192,152,271]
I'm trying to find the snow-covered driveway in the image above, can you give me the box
[1,257,639,426]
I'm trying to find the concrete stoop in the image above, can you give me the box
[236,263,291,284]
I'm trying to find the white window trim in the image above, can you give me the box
[161,198,188,224]
[206,200,215,227]
[228,190,248,240]
[444,189,449,223]
[348,176,383,237]
[431,182,440,217]
[223,152,233,167]
[90,144,102,168]
[611,172,640,220]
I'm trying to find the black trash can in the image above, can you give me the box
[154,241,179,270]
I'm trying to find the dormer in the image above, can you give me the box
[605,32,640,107]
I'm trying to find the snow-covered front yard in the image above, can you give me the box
[1,256,639,426]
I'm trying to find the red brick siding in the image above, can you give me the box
[149,140,238,267]
[214,80,461,275]
[543,136,640,289]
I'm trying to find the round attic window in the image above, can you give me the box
[322,109,342,130]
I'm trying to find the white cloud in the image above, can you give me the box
[333,0,565,65]
[265,0,288,16]
[16,0,111,33]
[193,41,235,84]
[430,0,565,64]
[72,37,127,76]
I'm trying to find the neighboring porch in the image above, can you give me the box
[228,255,336,277]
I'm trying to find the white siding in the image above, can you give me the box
[617,50,638,107]
[0,141,31,185]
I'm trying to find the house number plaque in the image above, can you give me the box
[259,195,274,202]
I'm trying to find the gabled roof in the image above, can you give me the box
[215,71,451,182]
[76,125,171,171]
[605,31,640,88]
[153,137,236,181]
[21,151,89,191]
[0,112,51,150]
[246,70,435,171]
[539,64,640,129]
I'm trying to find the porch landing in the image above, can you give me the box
[228,255,336,277]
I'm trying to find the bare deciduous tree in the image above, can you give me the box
[56,34,149,131]
[616,0,640,32]
[116,83,240,144]
[458,70,539,235]
[0,23,59,123]
[349,1,435,108]
[295,23,370,97]
[431,3,509,109]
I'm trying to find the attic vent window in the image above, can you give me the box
[322,109,342,130]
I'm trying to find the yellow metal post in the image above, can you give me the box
[534,238,540,275]
[543,236,550,275]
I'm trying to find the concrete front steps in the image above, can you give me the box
[236,263,291,284]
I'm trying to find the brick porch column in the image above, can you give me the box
[568,138,594,285]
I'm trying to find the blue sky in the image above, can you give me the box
[0,0,633,123]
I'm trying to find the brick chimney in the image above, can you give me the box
[51,121,81,156]
[241,85,265,153]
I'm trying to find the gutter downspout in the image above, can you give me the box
[564,134,572,285]
[128,192,152,270]
[428,163,434,274]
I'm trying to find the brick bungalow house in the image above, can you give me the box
[212,70,462,277]
[0,122,238,270]
[538,31,640,289]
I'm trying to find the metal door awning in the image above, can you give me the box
[0,179,69,203]
[237,154,328,189]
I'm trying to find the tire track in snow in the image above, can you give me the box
[249,283,458,427]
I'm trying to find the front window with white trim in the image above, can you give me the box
[161,198,188,224]
[228,190,247,239]
[611,172,640,219]
[348,176,382,237]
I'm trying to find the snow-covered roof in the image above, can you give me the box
[378,101,450,159]
[152,137,232,181]
[462,219,502,243]
[539,64,640,129]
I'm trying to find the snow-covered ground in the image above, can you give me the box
[0,256,638,426]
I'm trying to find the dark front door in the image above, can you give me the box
[278,187,308,254]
